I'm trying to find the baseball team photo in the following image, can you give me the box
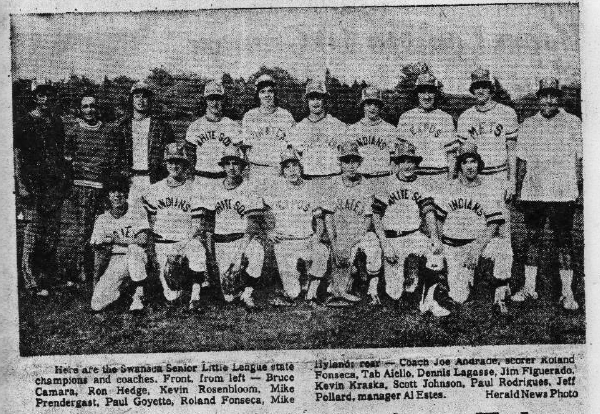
[11,4,584,356]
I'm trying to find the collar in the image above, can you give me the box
[475,100,497,113]
[360,117,383,127]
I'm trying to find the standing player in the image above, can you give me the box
[140,143,208,311]
[435,143,513,314]
[242,74,295,184]
[457,68,518,200]
[321,142,382,306]
[287,80,346,181]
[511,78,582,310]
[90,176,150,312]
[346,86,397,178]
[185,80,242,179]
[200,146,265,309]
[396,72,457,189]
[372,141,447,314]
[262,148,329,306]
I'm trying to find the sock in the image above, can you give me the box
[524,265,538,292]
[559,269,574,297]
[368,275,379,297]
[133,285,144,300]
[306,276,321,300]
[191,283,201,301]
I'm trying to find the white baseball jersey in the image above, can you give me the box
[90,208,147,254]
[435,178,505,241]
[457,102,518,173]
[287,114,346,176]
[373,175,435,233]
[346,118,397,175]
[141,179,197,241]
[518,109,582,202]
[242,107,295,167]
[396,108,456,172]
[201,180,264,237]
[262,178,320,239]
[185,116,242,174]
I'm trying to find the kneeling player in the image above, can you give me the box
[90,176,150,312]
[435,143,513,314]
[141,143,208,311]
[372,141,447,314]
[263,148,329,306]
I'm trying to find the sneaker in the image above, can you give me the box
[240,292,256,309]
[188,299,202,312]
[559,295,579,311]
[339,291,361,302]
[511,289,538,302]
[325,297,353,308]
[429,299,451,317]
[163,288,181,302]
[223,294,235,303]
[493,300,509,315]
[269,296,294,307]
[129,297,144,312]
[368,294,382,307]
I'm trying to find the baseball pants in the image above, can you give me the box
[331,231,382,297]
[384,231,431,300]
[216,237,264,300]
[90,245,148,311]
[444,237,513,303]
[481,170,512,237]
[274,237,329,299]
[155,239,207,295]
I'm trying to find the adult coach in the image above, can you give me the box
[287,80,346,180]
[511,78,582,310]
[346,86,397,178]
[185,80,242,179]
[396,72,456,188]
[14,81,70,296]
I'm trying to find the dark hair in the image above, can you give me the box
[456,152,485,173]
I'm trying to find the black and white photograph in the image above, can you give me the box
[11,3,585,358]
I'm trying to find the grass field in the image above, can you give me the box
[18,207,585,356]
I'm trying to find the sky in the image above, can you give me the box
[10,4,580,97]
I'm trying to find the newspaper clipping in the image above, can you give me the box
[3,0,594,412]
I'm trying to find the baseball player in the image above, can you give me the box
[185,80,243,179]
[396,72,457,190]
[372,141,448,314]
[198,146,265,309]
[457,68,518,200]
[345,86,397,178]
[287,80,347,181]
[140,143,208,311]
[511,78,582,310]
[242,74,295,185]
[435,143,513,314]
[321,141,382,306]
[90,176,150,312]
[262,148,329,306]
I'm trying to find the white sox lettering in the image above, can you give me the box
[215,199,247,217]
[193,130,233,147]
[355,135,388,149]
[446,198,484,216]
[387,190,423,205]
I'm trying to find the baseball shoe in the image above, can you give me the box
[559,295,579,311]
[306,299,323,309]
[420,285,450,317]
[325,297,353,308]
[511,289,538,302]
[368,294,382,307]
[492,300,509,315]
[404,274,419,293]
[223,294,235,303]
[188,299,202,312]
[269,296,294,307]
[129,297,144,312]
[163,288,181,302]
[339,292,361,302]
[240,291,256,310]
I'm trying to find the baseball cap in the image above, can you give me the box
[338,141,363,162]
[305,80,328,99]
[537,77,563,97]
[104,174,130,194]
[280,147,302,166]
[469,68,494,94]
[255,74,276,89]
[130,81,153,95]
[164,142,192,164]
[218,145,247,166]
[359,86,383,107]
[204,80,225,99]
[456,140,484,172]
[390,140,423,165]
[415,73,440,93]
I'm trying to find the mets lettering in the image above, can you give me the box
[251,127,286,140]
[215,199,247,216]
[356,135,388,149]
[409,122,442,138]
[468,122,504,138]
[274,199,311,212]
[387,190,422,205]
[336,198,365,215]
[157,197,191,212]
[194,131,232,147]
[447,198,483,216]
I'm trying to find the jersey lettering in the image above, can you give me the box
[409,123,442,138]
[356,135,388,150]
[215,199,246,217]
[468,122,504,138]
[193,130,233,147]
[447,198,484,216]
[156,197,191,212]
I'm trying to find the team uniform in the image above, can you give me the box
[185,116,243,178]
[89,207,148,311]
[346,119,397,177]
[263,177,329,299]
[435,178,512,303]
[372,175,436,300]
[287,114,346,178]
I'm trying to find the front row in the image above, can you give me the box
[89,140,573,317]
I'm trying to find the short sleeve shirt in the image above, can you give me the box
[185,116,242,174]
[346,118,397,176]
[90,209,147,254]
[242,107,296,167]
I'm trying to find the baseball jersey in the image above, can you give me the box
[321,176,374,239]
[435,178,505,241]
[242,107,295,167]
[518,109,582,202]
[287,114,346,176]
[185,116,242,174]
[457,102,518,172]
[262,178,320,239]
[346,118,397,175]
[372,175,435,233]
[201,179,264,236]
[141,179,197,241]
[90,208,146,254]
[396,108,456,172]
